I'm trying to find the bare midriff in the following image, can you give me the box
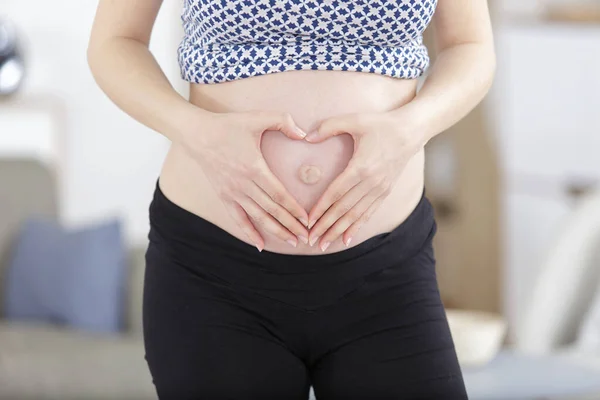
[159,70,425,255]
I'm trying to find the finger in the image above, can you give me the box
[318,187,386,250]
[225,200,265,252]
[342,195,386,246]
[305,113,363,143]
[307,163,362,229]
[238,196,299,248]
[247,183,309,244]
[253,163,309,225]
[307,177,377,247]
[256,111,307,140]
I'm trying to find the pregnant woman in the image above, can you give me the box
[88,0,495,398]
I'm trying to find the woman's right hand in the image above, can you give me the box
[178,109,310,251]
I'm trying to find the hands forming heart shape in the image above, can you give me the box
[182,107,425,252]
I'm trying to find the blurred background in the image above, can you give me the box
[1,0,600,399]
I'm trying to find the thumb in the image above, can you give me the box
[305,114,357,143]
[271,112,308,140]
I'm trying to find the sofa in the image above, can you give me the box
[0,158,156,400]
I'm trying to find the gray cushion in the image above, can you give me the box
[4,217,127,333]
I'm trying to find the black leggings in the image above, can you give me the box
[142,181,468,400]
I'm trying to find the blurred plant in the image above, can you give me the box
[0,18,25,96]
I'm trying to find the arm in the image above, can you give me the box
[392,0,496,145]
[87,0,309,250]
[303,0,496,249]
[87,0,201,141]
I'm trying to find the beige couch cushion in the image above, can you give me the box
[0,321,155,400]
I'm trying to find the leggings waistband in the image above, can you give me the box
[148,180,436,276]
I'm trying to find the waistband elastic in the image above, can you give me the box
[148,179,436,275]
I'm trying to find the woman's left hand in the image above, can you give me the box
[304,110,425,251]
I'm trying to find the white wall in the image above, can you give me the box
[2,1,185,246]
[488,22,600,340]
[496,0,587,18]
[498,0,544,17]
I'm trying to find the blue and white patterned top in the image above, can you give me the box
[178,0,438,84]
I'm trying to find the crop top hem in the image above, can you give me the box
[178,40,430,84]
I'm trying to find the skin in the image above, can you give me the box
[88,0,496,255]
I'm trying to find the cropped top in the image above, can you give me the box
[178,0,438,84]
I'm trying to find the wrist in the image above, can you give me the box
[386,99,435,149]
[170,100,218,146]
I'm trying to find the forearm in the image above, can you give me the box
[87,37,211,142]
[394,42,496,146]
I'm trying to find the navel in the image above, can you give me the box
[298,164,322,185]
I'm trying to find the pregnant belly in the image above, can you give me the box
[260,130,354,211]
[160,70,423,254]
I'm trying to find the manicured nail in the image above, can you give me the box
[308,219,316,230]
[256,244,263,252]
[299,236,309,245]
[345,237,353,247]
[309,236,319,247]
[286,239,298,248]
[320,241,331,252]
[300,217,309,227]
[305,132,319,142]
[295,127,307,138]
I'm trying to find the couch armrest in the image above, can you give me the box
[0,158,58,317]
[125,245,147,337]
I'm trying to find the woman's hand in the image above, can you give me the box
[304,110,425,251]
[179,109,310,251]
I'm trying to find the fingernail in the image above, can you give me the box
[286,239,298,248]
[256,244,263,252]
[295,127,307,138]
[308,219,316,229]
[300,217,309,227]
[345,237,353,247]
[305,132,319,142]
[309,236,319,247]
[299,236,309,245]
[320,241,330,252]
